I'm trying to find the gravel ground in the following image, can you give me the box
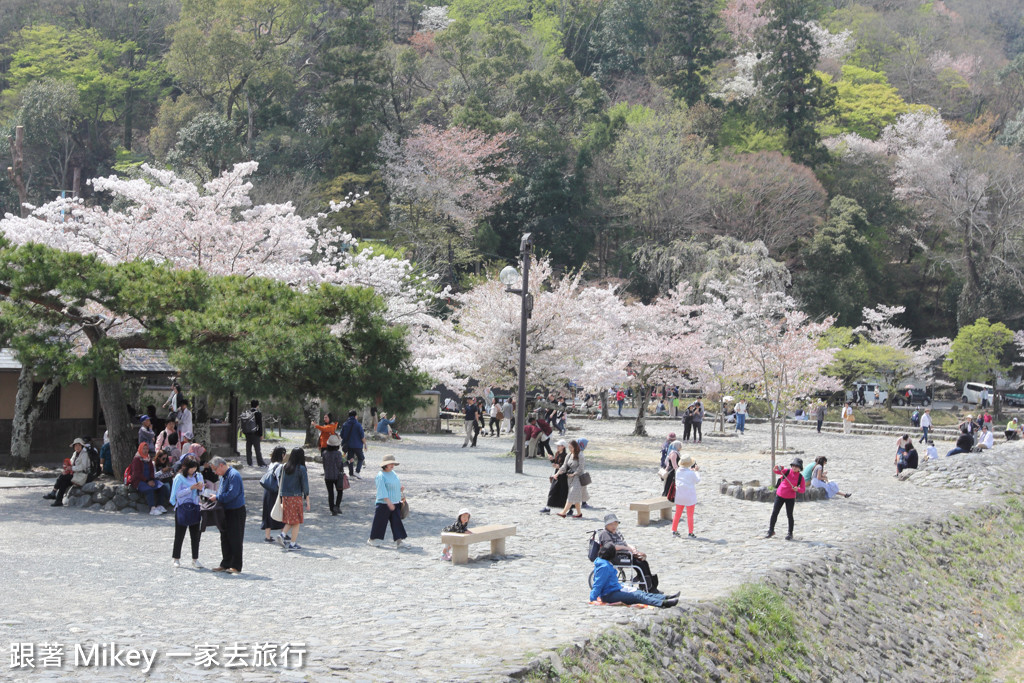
[1,418,1017,682]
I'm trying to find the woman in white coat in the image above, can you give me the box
[671,456,700,538]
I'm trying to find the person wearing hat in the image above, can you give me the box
[138,415,156,454]
[766,458,806,540]
[322,434,346,516]
[598,513,668,594]
[43,438,92,506]
[368,454,408,548]
[376,411,400,440]
[440,508,472,561]
[671,456,701,539]
[590,542,678,608]
[541,440,570,513]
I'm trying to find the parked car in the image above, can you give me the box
[846,383,888,406]
[1004,393,1024,407]
[893,388,931,406]
[961,382,994,405]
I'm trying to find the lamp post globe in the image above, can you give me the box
[499,265,521,288]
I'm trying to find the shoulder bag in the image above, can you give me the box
[175,475,203,526]
[270,470,284,522]
[400,498,410,519]
[260,464,280,493]
[578,471,593,487]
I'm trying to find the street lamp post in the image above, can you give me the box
[499,233,534,474]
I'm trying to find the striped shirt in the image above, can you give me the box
[375,470,402,504]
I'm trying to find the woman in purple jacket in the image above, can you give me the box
[766,458,806,540]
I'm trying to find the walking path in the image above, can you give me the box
[1,420,1017,682]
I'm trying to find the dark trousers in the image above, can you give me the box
[692,423,702,441]
[370,503,407,541]
[539,437,554,457]
[472,420,481,446]
[219,505,246,570]
[618,554,657,591]
[768,497,795,535]
[54,473,74,501]
[346,448,363,475]
[245,434,265,466]
[816,419,823,433]
[489,417,500,435]
[173,522,201,560]
[682,422,692,441]
[325,479,342,509]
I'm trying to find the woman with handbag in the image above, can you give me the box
[43,438,92,507]
[556,439,588,518]
[275,448,310,551]
[368,454,408,548]
[661,440,682,498]
[260,447,287,543]
[542,440,570,513]
[169,456,205,569]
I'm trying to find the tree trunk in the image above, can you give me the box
[302,395,321,448]
[600,388,609,420]
[9,366,60,470]
[769,411,777,486]
[632,383,648,436]
[7,125,29,218]
[95,375,136,475]
[193,393,211,452]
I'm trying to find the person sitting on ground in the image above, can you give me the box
[925,441,938,460]
[154,449,176,487]
[895,436,919,475]
[590,542,678,608]
[946,428,975,458]
[973,424,995,452]
[376,412,400,440]
[810,456,851,499]
[598,513,664,593]
[155,418,181,463]
[1006,417,1022,441]
[130,442,171,515]
[441,508,472,561]
[960,415,976,435]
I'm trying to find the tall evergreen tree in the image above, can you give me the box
[650,0,725,106]
[753,0,836,167]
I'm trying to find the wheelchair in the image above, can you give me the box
[586,530,651,592]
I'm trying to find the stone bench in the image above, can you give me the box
[629,497,673,526]
[441,523,516,565]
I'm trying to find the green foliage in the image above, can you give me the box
[829,339,911,389]
[943,317,1014,385]
[166,112,241,181]
[648,0,726,106]
[823,65,912,139]
[718,111,787,154]
[796,196,877,325]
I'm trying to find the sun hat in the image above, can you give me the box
[603,513,619,526]
[790,457,804,470]
[668,432,676,439]
[70,438,88,447]
[381,454,400,467]
[458,508,471,518]
[555,439,568,448]
[680,456,695,468]
[326,434,342,448]
[380,412,387,418]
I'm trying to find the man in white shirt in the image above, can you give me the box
[919,408,932,442]
[975,425,995,451]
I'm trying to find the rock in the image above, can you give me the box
[81,481,99,494]
[743,480,761,487]
[112,494,129,508]
[102,501,118,512]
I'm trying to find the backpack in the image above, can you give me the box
[123,464,134,486]
[240,409,258,435]
[85,444,101,477]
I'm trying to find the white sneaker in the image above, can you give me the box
[192,559,204,569]
[150,508,161,515]
[395,539,406,549]
[367,539,381,548]
[172,559,180,568]
[155,505,166,513]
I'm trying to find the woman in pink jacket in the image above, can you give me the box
[766,458,806,540]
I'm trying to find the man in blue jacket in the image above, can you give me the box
[210,457,246,574]
[340,410,366,478]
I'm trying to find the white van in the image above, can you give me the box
[961,382,993,405]
[845,383,888,406]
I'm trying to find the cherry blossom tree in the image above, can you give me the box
[381,125,514,285]
[0,162,442,462]
[705,270,840,479]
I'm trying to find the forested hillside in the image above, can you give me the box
[1,0,1023,338]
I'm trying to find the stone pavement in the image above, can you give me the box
[0,477,55,489]
[1,420,1017,682]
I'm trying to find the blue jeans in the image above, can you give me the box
[736,414,746,433]
[617,400,624,415]
[921,427,929,443]
[600,589,664,607]
[137,481,170,508]
[946,447,968,457]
